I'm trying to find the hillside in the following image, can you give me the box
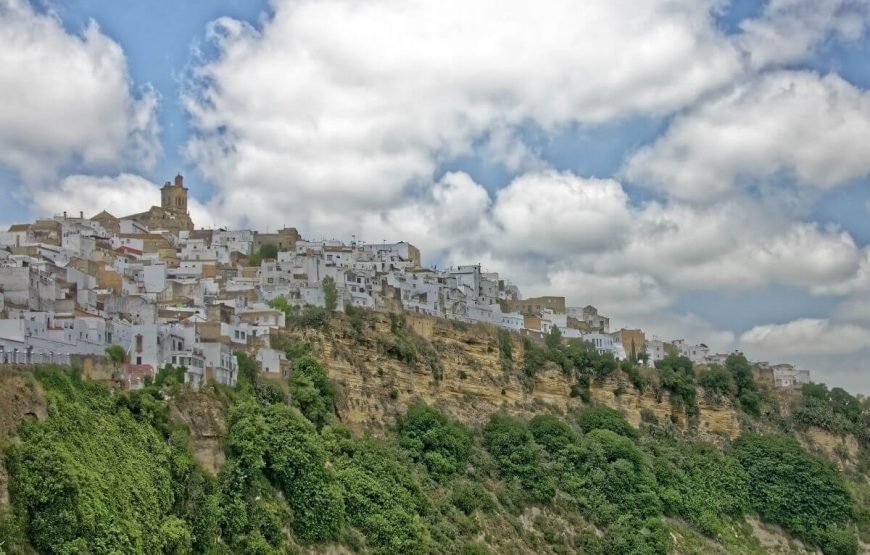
[1,307,868,555]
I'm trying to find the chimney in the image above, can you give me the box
[63,211,67,220]
[80,211,84,219]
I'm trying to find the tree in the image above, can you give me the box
[576,405,637,438]
[483,414,554,503]
[734,434,856,552]
[322,276,338,311]
[544,325,562,350]
[289,356,336,430]
[398,403,472,478]
[698,364,733,399]
[249,243,278,267]
[105,344,126,367]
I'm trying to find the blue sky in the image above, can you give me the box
[2,0,870,390]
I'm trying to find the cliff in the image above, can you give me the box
[277,312,742,443]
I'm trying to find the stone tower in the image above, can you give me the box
[161,173,188,214]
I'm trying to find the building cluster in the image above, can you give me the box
[0,175,810,390]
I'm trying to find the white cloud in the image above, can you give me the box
[30,174,215,229]
[0,0,159,182]
[183,0,748,231]
[740,318,870,357]
[490,172,632,258]
[356,171,867,312]
[737,0,870,69]
[623,71,870,201]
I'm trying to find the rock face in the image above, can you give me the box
[285,312,742,441]
[315,315,579,433]
[589,378,741,442]
[0,369,47,508]
[799,426,861,471]
[168,390,229,475]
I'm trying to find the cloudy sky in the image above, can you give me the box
[1,0,869,391]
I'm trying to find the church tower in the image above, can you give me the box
[161,173,188,214]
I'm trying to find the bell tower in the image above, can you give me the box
[160,173,189,214]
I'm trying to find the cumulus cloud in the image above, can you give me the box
[0,0,160,181]
[183,0,749,230]
[623,71,870,201]
[30,174,215,229]
[739,317,870,392]
[740,318,870,356]
[737,0,870,69]
[357,171,867,310]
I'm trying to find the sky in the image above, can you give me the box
[1,0,869,392]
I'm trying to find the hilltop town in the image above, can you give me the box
[0,174,809,390]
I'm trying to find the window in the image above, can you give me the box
[136,356,142,365]
[135,334,143,352]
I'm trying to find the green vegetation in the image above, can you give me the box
[4,367,210,554]
[652,441,749,536]
[398,403,472,479]
[483,414,554,503]
[378,312,419,367]
[576,404,638,438]
[792,382,868,443]
[323,276,338,312]
[655,352,697,416]
[734,434,856,553]
[249,243,278,266]
[104,344,126,364]
[288,355,337,430]
[1,335,866,555]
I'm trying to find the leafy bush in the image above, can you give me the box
[293,306,331,328]
[331,437,430,554]
[655,352,697,415]
[725,354,760,417]
[263,405,344,542]
[483,414,554,503]
[288,355,337,430]
[284,340,311,361]
[734,434,856,552]
[5,368,195,554]
[322,276,338,311]
[563,429,667,554]
[377,333,418,366]
[450,482,495,515]
[576,405,637,438]
[621,359,646,391]
[529,414,578,454]
[652,442,749,536]
[398,403,472,479]
[697,364,732,400]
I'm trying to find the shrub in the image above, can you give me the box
[289,356,337,430]
[483,415,554,503]
[451,482,495,515]
[333,439,430,554]
[6,370,185,553]
[698,364,733,400]
[398,403,472,478]
[576,405,637,438]
[652,442,749,536]
[497,328,513,362]
[655,352,697,415]
[262,405,344,542]
[528,414,578,454]
[734,434,856,551]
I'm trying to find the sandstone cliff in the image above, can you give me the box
[277,312,742,443]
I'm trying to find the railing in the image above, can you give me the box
[0,350,71,365]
